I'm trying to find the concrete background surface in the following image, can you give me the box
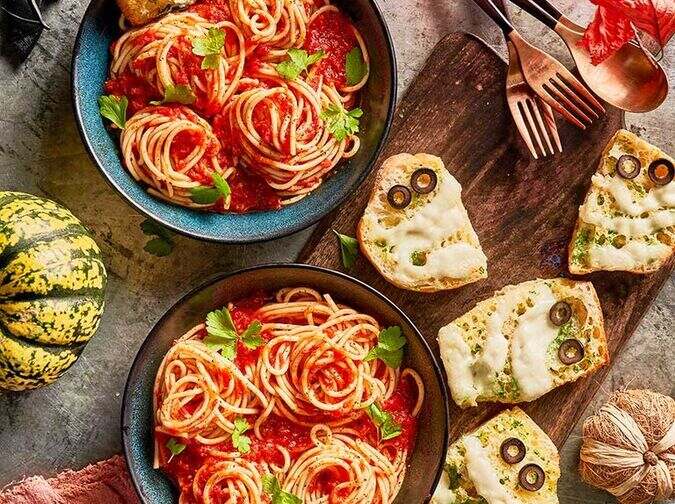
[0,0,673,502]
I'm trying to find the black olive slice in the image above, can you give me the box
[410,168,437,194]
[549,301,572,326]
[558,339,584,365]
[616,155,641,179]
[500,438,526,464]
[387,185,412,209]
[647,158,674,186]
[519,464,545,491]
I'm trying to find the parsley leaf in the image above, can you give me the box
[140,219,174,257]
[240,320,263,349]
[332,230,358,269]
[190,172,231,205]
[151,84,196,105]
[345,47,367,86]
[166,438,186,457]
[192,27,225,69]
[320,104,362,141]
[203,307,263,359]
[231,417,251,454]
[364,326,406,368]
[262,475,302,504]
[276,48,324,81]
[365,403,402,441]
[98,95,128,129]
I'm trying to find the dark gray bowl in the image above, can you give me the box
[122,264,448,503]
[71,0,396,243]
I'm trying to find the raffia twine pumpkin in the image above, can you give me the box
[579,389,675,504]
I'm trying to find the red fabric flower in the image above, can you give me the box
[581,0,675,64]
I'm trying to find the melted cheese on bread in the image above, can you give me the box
[438,278,608,408]
[569,129,675,274]
[358,153,487,292]
[432,408,560,504]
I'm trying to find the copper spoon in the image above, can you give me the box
[508,0,668,113]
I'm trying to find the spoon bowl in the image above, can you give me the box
[557,22,668,113]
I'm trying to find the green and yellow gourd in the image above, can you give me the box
[0,192,107,391]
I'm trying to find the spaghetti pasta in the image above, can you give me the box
[102,0,370,213]
[153,287,424,504]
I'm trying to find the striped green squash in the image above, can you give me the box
[0,192,107,390]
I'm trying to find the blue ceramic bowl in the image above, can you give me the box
[71,0,396,243]
[122,264,449,503]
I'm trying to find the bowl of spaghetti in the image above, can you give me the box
[122,264,448,503]
[72,0,396,242]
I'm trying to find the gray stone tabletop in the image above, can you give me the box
[0,0,673,502]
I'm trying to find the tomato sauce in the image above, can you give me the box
[188,0,232,22]
[304,9,358,87]
[104,71,159,115]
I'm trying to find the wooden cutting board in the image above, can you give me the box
[299,32,674,447]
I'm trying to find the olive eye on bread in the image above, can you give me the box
[519,463,545,491]
[410,167,437,194]
[616,155,641,179]
[648,158,674,186]
[387,185,412,209]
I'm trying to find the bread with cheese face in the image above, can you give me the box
[357,153,487,292]
[437,278,608,408]
[432,408,560,504]
[569,129,675,274]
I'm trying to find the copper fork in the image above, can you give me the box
[486,0,561,157]
[505,40,561,157]
[472,0,605,129]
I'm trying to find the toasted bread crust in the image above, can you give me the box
[117,0,193,26]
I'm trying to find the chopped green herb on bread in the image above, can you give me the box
[569,129,674,274]
[432,408,560,504]
[357,153,487,292]
[437,278,608,408]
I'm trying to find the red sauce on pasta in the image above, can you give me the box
[304,9,358,87]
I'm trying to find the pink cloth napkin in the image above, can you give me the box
[0,456,139,504]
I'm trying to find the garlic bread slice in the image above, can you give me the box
[438,278,608,408]
[432,408,560,504]
[357,153,487,292]
[569,129,675,274]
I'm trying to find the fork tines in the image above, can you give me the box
[540,69,605,129]
[513,98,562,159]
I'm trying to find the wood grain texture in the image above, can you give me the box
[299,32,674,447]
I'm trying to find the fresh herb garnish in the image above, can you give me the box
[332,230,359,269]
[98,95,128,129]
[231,417,251,454]
[166,438,186,459]
[345,46,367,86]
[320,104,362,141]
[410,250,426,266]
[262,475,302,504]
[203,306,263,359]
[276,48,325,81]
[140,219,175,257]
[190,172,231,205]
[365,403,402,441]
[151,84,196,105]
[240,320,263,349]
[192,27,225,69]
[365,326,406,368]
[443,463,462,490]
